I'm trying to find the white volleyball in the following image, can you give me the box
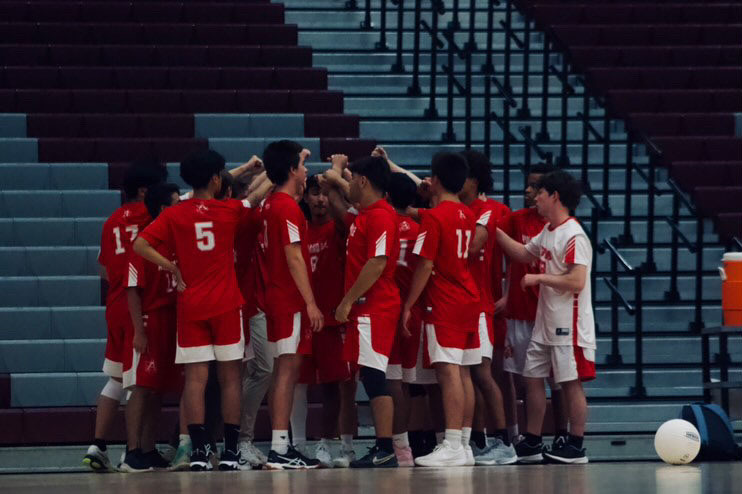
[654,419,701,465]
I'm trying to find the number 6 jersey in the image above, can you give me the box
[138,198,250,322]
[412,201,480,333]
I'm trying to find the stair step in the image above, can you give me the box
[0,164,108,190]
[0,218,104,247]
[0,191,119,219]
[0,276,100,307]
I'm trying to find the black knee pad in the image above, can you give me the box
[359,367,389,399]
[408,384,427,398]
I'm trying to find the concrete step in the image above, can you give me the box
[595,305,722,333]
[0,190,119,219]
[0,247,99,276]
[0,307,105,340]
[0,339,103,374]
[0,163,108,190]
[0,218,104,247]
[0,276,100,307]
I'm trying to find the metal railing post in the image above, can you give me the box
[407,0,423,95]
[465,0,477,51]
[690,214,705,332]
[618,130,634,245]
[517,17,531,118]
[361,0,373,29]
[481,0,497,73]
[556,55,570,166]
[376,0,389,49]
[536,35,550,142]
[631,266,646,398]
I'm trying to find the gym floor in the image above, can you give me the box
[1,462,739,494]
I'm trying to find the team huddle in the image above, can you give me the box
[83,140,596,473]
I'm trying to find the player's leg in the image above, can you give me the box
[407,385,432,457]
[548,380,570,450]
[333,376,358,468]
[140,392,168,468]
[515,340,551,463]
[216,358,243,469]
[290,383,309,453]
[425,384,445,445]
[182,361,211,469]
[121,386,149,472]
[387,379,413,466]
[239,311,271,467]
[170,395,192,471]
[315,381,340,467]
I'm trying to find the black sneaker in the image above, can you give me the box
[219,448,242,471]
[349,445,398,469]
[190,444,215,471]
[120,449,154,473]
[543,443,588,464]
[515,440,544,464]
[265,446,321,470]
[552,434,568,451]
[143,449,170,469]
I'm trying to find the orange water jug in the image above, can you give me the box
[719,252,742,326]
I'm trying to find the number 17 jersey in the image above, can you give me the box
[138,198,250,322]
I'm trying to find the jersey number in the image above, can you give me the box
[456,229,472,259]
[397,239,409,267]
[195,222,215,251]
[113,225,138,255]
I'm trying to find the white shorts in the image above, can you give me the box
[522,340,597,384]
[387,364,403,381]
[425,324,481,367]
[477,312,494,362]
[503,319,534,375]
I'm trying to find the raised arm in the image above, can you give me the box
[372,146,422,186]
[495,227,538,265]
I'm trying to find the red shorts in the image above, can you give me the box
[123,307,183,392]
[176,307,244,364]
[343,309,400,373]
[103,298,132,378]
[299,325,351,384]
[424,323,481,367]
[266,309,312,357]
[388,306,423,380]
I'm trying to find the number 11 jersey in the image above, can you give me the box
[138,198,250,322]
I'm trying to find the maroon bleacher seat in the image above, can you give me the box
[652,137,742,166]
[607,90,742,116]
[670,161,742,192]
[0,409,24,445]
[181,90,238,112]
[305,114,360,138]
[694,187,742,216]
[320,138,376,161]
[290,90,344,113]
[629,113,736,137]
[208,46,261,67]
[236,90,291,112]
[717,213,742,240]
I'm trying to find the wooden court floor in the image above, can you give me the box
[2,462,740,494]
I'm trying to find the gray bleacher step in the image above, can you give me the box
[0,339,104,373]
[0,306,105,340]
[595,336,742,365]
[587,369,742,390]
[0,113,26,138]
[0,191,120,219]
[594,275,720,302]
[10,372,106,407]
[0,246,99,276]
[594,248,724,273]
[0,218,104,247]
[0,163,108,190]
[329,74,563,93]
[301,31,538,51]
[0,138,37,163]
[286,10,524,30]
[0,276,100,307]
[196,114,305,139]
[313,52,543,72]
[595,305,722,332]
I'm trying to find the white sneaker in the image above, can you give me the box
[464,445,475,466]
[474,438,518,466]
[314,440,334,468]
[414,440,468,467]
[238,441,267,469]
[332,449,356,468]
[82,445,114,473]
[169,441,192,471]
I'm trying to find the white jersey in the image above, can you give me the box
[524,217,596,349]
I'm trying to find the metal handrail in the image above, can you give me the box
[664,216,696,254]
[602,278,635,315]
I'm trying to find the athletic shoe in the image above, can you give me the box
[394,444,415,467]
[169,442,192,471]
[552,434,568,450]
[314,440,334,468]
[265,446,321,470]
[349,445,398,468]
[238,440,267,469]
[190,444,215,472]
[474,438,518,466]
[158,444,176,463]
[469,441,488,459]
[219,448,243,471]
[511,434,525,446]
[332,449,356,468]
[82,444,114,473]
[543,443,589,464]
[414,440,468,467]
[144,449,170,469]
[515,440,544,464]
[464,445,475,466]
[119,450,154,473]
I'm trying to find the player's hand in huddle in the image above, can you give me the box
[307,302,324,332]
[371,146,388,160]
[246,155,263,170]
[328,153,349,171]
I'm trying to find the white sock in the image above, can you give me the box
[393,432,409,449]
[461,427,472,448]
[444,429,462,450]
[271,430,290,455]
[435,431,445,444]
[290,384,308,447]
[341,434,354,452]
[508,424,519,441]
[179,434,191,447]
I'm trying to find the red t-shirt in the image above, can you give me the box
[413,201,480,332]
[344,200,401,318]
[138,198,249,322]
[307,219,346,326]
[483,198,511,306]
[235,205,263,319]
[499,207,547,321]
[394,213,420,302]
[126,242,177,313]
[261,192,311,316]
[98,201,151,308]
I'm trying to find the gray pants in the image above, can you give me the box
[239,311,273,442]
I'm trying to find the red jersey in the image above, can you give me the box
[126,242,177,313]
[468,198,510,313]
[394,213,420,302]
[487,198,511,302]
[138,198,249,322]
[235,206,263,319]
[307,219,346,326]
[99,201,151,307]
[499,207,547,321]
[344,200,401,317]
[412,201,479,332]
[261,192,311,316]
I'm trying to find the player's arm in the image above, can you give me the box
[495,263,509,314]
[335,256,388,323]
[401,258,433,335]
[230,155,263,179]
[132,237,184,291]
[126,287,147,353]
[372,146,422,186]
[469,224,489,255]
[496,227,538,264]
[284,243,323,331]
[523,263,587,293]
[246,172,273,206]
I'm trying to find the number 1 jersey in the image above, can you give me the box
[138,198,250,322]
